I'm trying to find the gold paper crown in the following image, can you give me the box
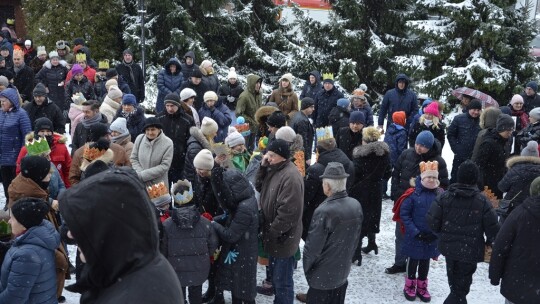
[419,161,438,173]
[25,137,51,156]
[83,144,107,161]
[75,53,87,62]
[147,182,168,200]
[98,60,110,70]
[322,72,334,80]
[316,126,334,141]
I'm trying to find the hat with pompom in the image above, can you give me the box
[521,141,539,157]
[227,67,237,80]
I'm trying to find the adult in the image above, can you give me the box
[256,139,303,303]
[521,81,540,114]
[218,67,243,112]
[447,99,482,184]
[29,46,47,74]
[156,92,195,182]
[350,89,374,126]
[236,74,263,150]
[23,39,37,65]
[23,83,65,134]
[517,107,540,149]
[10,49,34,102]
[336,111,365,160]
[156,57,183,114]
[290,97,315,165]
[105,68,131,95]
[508,94,529,155]
[116,49,145,103]
[73,46,98,70]
[313,78,344,128]
[180,88,200,127]
[99,85,123,124]
[179,69,208,110]
[71,100,108,154]
[180,50,199,80]
[59,168,184,303]
[408,101,446,148]
[0,32,12,57]
[328,98,350,136]
[471,107,502,159]
[303,163,363,304]
[0,88,32,203]
[35,51,68,112]
[427,161,499,304]
[199,59,220,93]
[268,73,299,119]
[131,117,174,188]
[109,117,134,157]
[299,71,322,100]
[183,118,218,183]
[54,40,73,65]
[378,73,418,131]
[113,94,146,143]
[198,91,232,143]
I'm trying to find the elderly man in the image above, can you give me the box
[302,162,363,304]
[256,139,303,304]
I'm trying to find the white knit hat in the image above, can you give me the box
[193,149,214,170]
[107,85,123,100]
[280,73,294,83]
[203,91,218,103]
[49,51,59,59]
[105,79,118,91]
[225,131,245,148]
[227,67,237,79]
[180,88,196,101]
[37,46,47,57]
[275,126,296,143]
[109,117,128,134]
[201,117,218,137]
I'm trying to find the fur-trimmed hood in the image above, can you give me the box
[353,141,389,158]
[25,131,68,144]
[506,155,540,168]
[189,126,212,150]
[255,105,278,126]
[43,59,68,69]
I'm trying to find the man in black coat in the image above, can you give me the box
[447,99,481,184]
[179,69,208,111]
[290,97,315,165]
[71,100,108,155]
[521,81,540,114]
[23,83,65,134]
[427,161,499,304]
[116,49,145,103]
[156,93,195,183]
[11,50,34,102]
[299,71,322,100]
[336,111,365,160]
[313,79,344,128]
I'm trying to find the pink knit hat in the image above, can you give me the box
[510,94,524,106]
[423,101,439,117]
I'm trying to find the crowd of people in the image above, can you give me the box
[0,30,538,304]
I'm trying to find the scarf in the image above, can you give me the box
[121,110,133,119]
[111,131,130,144]
[511,109,529,130]
[14,62,24,74]
[423,119,433,127]
[81,113,102,128]
[123,60,136,84]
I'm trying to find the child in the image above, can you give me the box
[162,180,219,304]
[225,129,251,172]
[383,111,408,198]
[398,161,441,302]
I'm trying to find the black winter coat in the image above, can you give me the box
[391,142,449,200]
[408,119,446,148]
[218,81,243,111]
[179,79,208,111]
[516,121,540,148]
[350,141,392,234]
[328,106,350,136]
[35,61,68,110]
[11,65,34,102]
[299,71,322,100]
[71,114,108,154]
[497,156,540,213]
[472,128,509,198]
[427,183,500,263]
[521,91,540,114]
[116,61,145,103]
[447,112,480,159]
[183,127,212,184]
[157,108,195,172]
[336,126,362,161]
[489,196,540,304]
[23,98,66,134]
[180,51,199,79]
[313,87,344,128]
[114,107,147,143]
[302,148,354,239]
[65,76,95,105]
[290,111,314,163]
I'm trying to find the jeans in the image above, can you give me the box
[306,281,348,304]
[394,222,406,266]
[269,255,295,304]
[443,258,477,304]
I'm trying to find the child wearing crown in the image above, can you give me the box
[397,161,442,302]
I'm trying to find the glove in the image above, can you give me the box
[415,232,437,243]
[224,249,239,264]
[227,95,235,103]
[490,279,499,286]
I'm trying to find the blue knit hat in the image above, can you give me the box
[527,81,538,92]
[415,131,434,149]
[122,94,137,106]
[349,111,366,124]
[336,98,350,109]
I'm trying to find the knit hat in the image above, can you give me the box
[34,117,53,133]
[275,126,296,143]
[319,162,349,179]
[146,182,171,208]
[191,69,203,79]
[423,102,439,117]
[193,149,214,170]
[123,49,134,56]
[73,37,85,46]
[323,79,334,85]
[24,40,31,47]
[225,131,245,147]
[267,139,290,159]
[71,64,84,76]
[510,94,524,106]
[362,126,381,143]
[521,141,539,157]
[171,179,194,206]
[280,73,294,83]
[164,93,181,107]
[529,108,540,121]
[301,97,315,110]
[11,198,49,229]
[106,68,118,79]
[349,111,366,124]
[496,114,515,132]
[457,160,479,185]
[530,176,540,196]
[392,111,406,126]
[197,118,216,137]
[105,79,118,91]
[337,98,350,109]
[122,94,137,106]
[415,131,434,148]
[267,111,287,128]
[467,99,482,110]
[227,67,237,79]
[143,117,163,131]
[48,51,59,59]
[109,117,128,134]
[37,46,46,57]
[89,123,110,142]
[352,89,366,100]
[203,91,218,103]
[180,88,196,101]
[21,156,51,185]
[107,85,123,100]
[0,76,8,87]
[527,81,538,93]
[33,83,47,97]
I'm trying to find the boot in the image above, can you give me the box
[361,233,379,255]
[403,278,417,301]
[256,279,274,296]
[295,293,307,303]
[416,279,431,303]
[206,290,225,304]
[351,237,363,266]
[385,264,406,274]
[202,281,215,303]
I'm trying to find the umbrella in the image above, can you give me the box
[451,87,499,108]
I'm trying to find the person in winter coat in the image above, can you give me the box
[99,85,123,124]
[131,117,174,188]
[268,73,299,119]
[384,111,408,168]
[489,177,540,304]
[29,46,47,75]
[179,69,208,111]
[210,166,259,304]
[328,98,351,136]
[180,88,201,127]
[199,59,220,93]
[427,161,499,304]
[290,97,315,165]
[520,81,540,114]
[472,107,502,158]
[516,107,540,149]
[64,64,95,106]
[350,127,391,265]
[109,117,134,157]
[11,49,34,102]
[199,91,232,143]
[350,89,374,126]
[59,167,185,304]
[336,111,364,160]
[218,67,243,113]
[104,69,132,95]
[23,39,37,65]
[303,162,363,304]
[299,70,322,100]
[236,74,263,150]
[408,101,446,148]
[181,51,199,80]
[0,198,60,304]
[0,88,32,203]
[508,94,529,155]
[35,51,68,112]
[65,53,96,85]
[116,49,145,103]
[472,114,513,199]
[71,100,108,154]
[447,99,482,184]
[184,118,218,183]
[156,57,183,114]
[23,83,65,133]
[163,179,219,304]
[225,130,251,172]
[73,46,98,70]
[313,78,344,128]
[399,163,441,302]
[378,73,418,131]
[114,94,146,143]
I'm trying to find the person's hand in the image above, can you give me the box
[51,200,59,211]
[261,154,270,167]
[415,232,437,243]
[227,96,235,103]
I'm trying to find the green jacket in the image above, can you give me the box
[236,74,262,133]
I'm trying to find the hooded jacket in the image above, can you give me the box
[378,74,418,128]
[299,71,322,100]
[180,51,199,80]
[313,86,344,128]
[472,128,509,198]
[131,131,174,187]
[497,155,540,212]
[0,89,32,166]
[384,122,408,167]
[183,127,213,183]
[156,58,184,111]
[236,74,263,135]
